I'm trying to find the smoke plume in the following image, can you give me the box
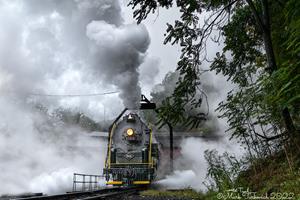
[0,0,150,195]
[0,0,149,108]
[86,21,150,109]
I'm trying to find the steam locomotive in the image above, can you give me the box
[103,108,159,186]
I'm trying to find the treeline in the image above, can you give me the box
[34,104,111,132]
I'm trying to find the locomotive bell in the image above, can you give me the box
[127,113,135,122]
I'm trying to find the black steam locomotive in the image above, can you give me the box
[103,108,159,186]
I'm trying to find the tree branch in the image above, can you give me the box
[254,132,284,141]
[199,0,238,49]
[245,0,265,32]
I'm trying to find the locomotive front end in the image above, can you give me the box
[103,111,159,186]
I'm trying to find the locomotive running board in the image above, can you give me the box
[106,181,123,185]
[133,181,150,184]
[106,181,150,185]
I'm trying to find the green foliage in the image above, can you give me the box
[267,0,300,125]
[212,0,299,156]
[129,0,300,193]
[205,149,300,197]
[261,68,299,123]
[235,150,300,196]
[211,5,265,87]
[129,0,299,131]
[128,0,173,24]
[141,189,206,200]
[204,150,244,191]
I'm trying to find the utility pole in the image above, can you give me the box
[104,107,106,123]
[167,123,173,172]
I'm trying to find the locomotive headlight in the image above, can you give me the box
[126,128,134,136]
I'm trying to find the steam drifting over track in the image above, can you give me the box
[13,187,142,200]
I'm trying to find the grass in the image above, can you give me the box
[140,188,208,200]
[232,149,300,199]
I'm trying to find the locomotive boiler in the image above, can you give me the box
[103,109,159,186]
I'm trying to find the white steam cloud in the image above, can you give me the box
[156,137,242,191]
[0,97,106,194]
[0,0,150,195]
[155,71,243,191]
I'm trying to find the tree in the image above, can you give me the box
[128,0,299,152]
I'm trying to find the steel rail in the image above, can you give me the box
[15,187,141,200]
[79,188,139,200]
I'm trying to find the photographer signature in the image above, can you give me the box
[217,187,295,199]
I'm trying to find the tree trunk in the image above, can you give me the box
[261,0,277,72]
[250,0,297,137]
[282,107,296,135]
[261,1,296,138]
[262,32,277,72]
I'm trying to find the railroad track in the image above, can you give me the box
[13,187,141,200]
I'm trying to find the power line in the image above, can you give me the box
[28,91,119,97]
